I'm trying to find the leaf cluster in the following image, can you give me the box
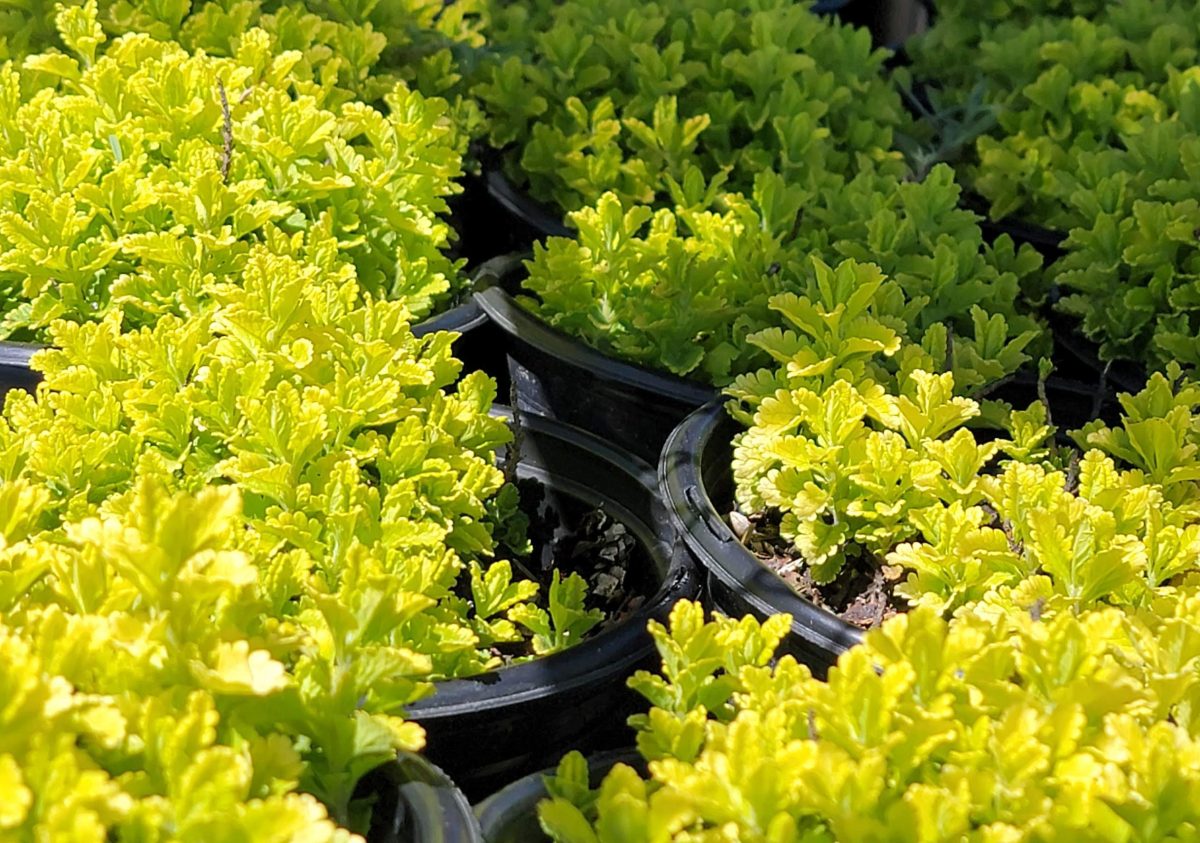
[474,0,908,213]
[908,1,1200,369]
[539,594,1200,842]
[733,334,1200,611]
[0,230,601,834]
[2,0,489,114]
[0,1,466,339]
[521,167,1045,386]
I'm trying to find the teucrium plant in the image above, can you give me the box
[0,229,601,834]
[731,323,1200,613]
[521,167,1046,386]
[908,1,1200,370]
[475,0,907,213]
[538,595,1200,842]
[0,0,466,339]
[2,0,490,123]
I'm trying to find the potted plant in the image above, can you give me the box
[0,194,698,833]
[662,267,1200,668]
[521,593,1200,840]
[472,163,1061,463]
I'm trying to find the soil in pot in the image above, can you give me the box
[731,511,905,631]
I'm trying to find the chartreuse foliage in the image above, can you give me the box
[4,232,599,675]
[1,481,384,839]
[1047,66,1200,369]
[522,168,1045,386]
[540,595,1200,842]
[2,0,489,116]
[908,1,1200,369]
[475,0,907,213]
[0,0,465,339]
[732,334,1200,613]
[0,229,601,834]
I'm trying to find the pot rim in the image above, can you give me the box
[410,406,699,719]
[659,400,865,660]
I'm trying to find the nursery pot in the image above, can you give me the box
[660,401,863,675]
[407,408,700,801]
[472,255,717,464]
[0,341,38,398]
[1042,307,1147,399]
[354,751,481,843]
[449,167,572,269]
[474,749,644,843]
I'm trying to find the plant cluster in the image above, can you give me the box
[0,1,466,340]
[521,167,1045,386]
[475,0,908,213]
[907,0,1200,370]
[0,259,602,837]
[540,592,1200,842]
[731,298,1200,613]
[0,187,599,839]
[2,0,489,113]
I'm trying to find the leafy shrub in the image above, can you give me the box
[0,229,602,833]
[731,340,1200,612]
[908,1,1200,370]
[0,1,465,339]
[2,480,400,837]
[5,231,600,673]
[521,167,1045,386]
[539,594,1200,842]
[475,0,907,213]
[2,0,488,113]
[1046,67,1200,369]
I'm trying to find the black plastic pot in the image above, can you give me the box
[660,401,863,675]
[354,752,482,843]
[1042,307,1147,399]
[408,408,700,801]
[0,341,38,398]
[838,0,931,49]
[472,255,717,465]
[448,167,572,269]
[475,749,644,843]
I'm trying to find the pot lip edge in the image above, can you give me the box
[410,408,699,718]
[660,400,867,655]
[473,283,718,407]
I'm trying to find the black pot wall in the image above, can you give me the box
[355,753,482,843]
[474,749,644,843]
[0,341,38,399]
[408,409,699,801]
[473,256,717,465]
